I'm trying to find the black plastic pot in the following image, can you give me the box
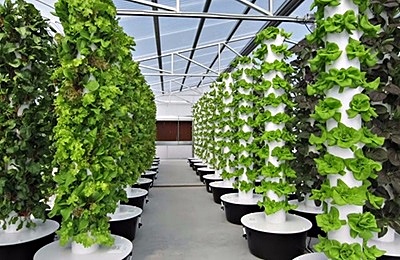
[223,201,263,225]
[132,179,153,191]
[46,210,62,226]
[193,163,207,175]
[110,218,139,241]
[148,166,158,173]
[197,168,215,182]
[109,207,141,241]
[127,189,148,210]
[0,232,55,260]
[141,171,157,182]
[204,176,222,193]
[190,160,202,170]
[244,227,308,260]
[211,186,237,204]
[128,196,146,210]
[289,210,325,238]
[188,158,199,164]
[379,256,400,260]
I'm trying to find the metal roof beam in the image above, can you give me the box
[123,0,177,11]
[143,73,218,77]
[136,34,254,62]
[150,0,165,94]
[234,0,272,16]
[175,53,218,74]
[179,0,212,91]
[116,10,311,23]
[195,0,257,89]
[235,0,306,59]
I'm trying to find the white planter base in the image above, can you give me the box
[221,193,262,205]
[0,220,59,246]
[369,232,400,257]
[293,252,327,260]
[71,241,99,255]
[34,235,132,260]
[372,226,396,243]
[289,200,323,214]
[209,180,234,189]
[241,212,312,234]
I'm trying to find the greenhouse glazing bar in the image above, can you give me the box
[116,10,311,23]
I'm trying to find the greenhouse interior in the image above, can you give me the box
[0,0,399,259]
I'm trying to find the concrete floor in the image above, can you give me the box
[132,159,260,260]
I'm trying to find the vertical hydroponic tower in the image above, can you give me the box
[306,0,385,258]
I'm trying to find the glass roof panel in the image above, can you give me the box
[208,0,251,14]
[272,0,287,13]
[159,0,206,12]
[114,0,151,9]
[159,17,199,53]
[197,20,237,46]
[120,17,157,59]
[27,0,312,97]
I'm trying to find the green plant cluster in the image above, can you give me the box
[213,77,234,172]
[242,27,297,215]
[193,91,215,164]
[50,0,156,247]
[361,0,400,237]
[231,57,256,192]
[286,40,326,202]
[0,0,57,230]
[308,0,385,258]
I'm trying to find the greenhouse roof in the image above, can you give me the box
[28,0,314,104]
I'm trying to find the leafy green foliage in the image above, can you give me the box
[346,38,377,67]
[286,41,326,200]
[254,27,291,44]
[307,67,380,95]
[347,94,378,121]
[315,153,346,176]
[271,146,295,161]
[310,0,340,10]
[309,42,342,72]
[362,0,400,235]
[306,1,386,255]
[348,212,380,240]
[331,180,368,206]
[0,0,57,229]
[316,206,346,233]
[50,0,155,247]
[315,236,363,260]
[256,194,296,215]
[234,180,254,192]
[312,97,342,122]
[307,10,380,44]
[345,149,382,181]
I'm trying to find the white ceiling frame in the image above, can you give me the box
[175,53,219,75]
[235,0,273,16]
[138,34,254,86]
[136,33,255,62]
[154,81,207,98]
[123,0,177,12]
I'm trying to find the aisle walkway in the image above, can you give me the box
[132,159,259,260]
